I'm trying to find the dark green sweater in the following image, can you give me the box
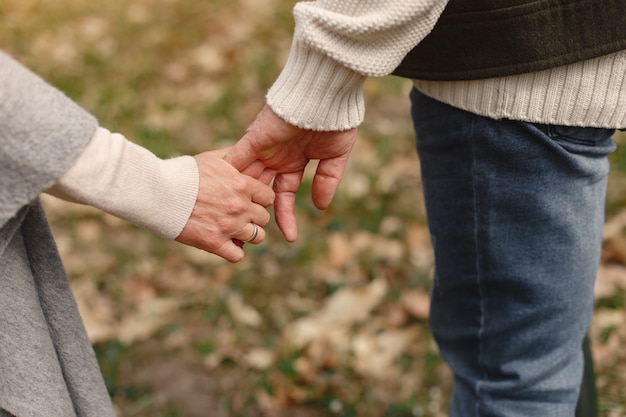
[394,0,626,81]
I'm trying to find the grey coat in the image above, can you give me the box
[0,52,115,417]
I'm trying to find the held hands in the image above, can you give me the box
[176,149,275,263]
[177,104,356,261]
[225,105,357,242]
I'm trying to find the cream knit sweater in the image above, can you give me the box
[52,0,626,236]
[268,0,626,130]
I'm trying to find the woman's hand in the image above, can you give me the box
[176,150,275,262]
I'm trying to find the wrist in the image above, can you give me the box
[266,38,366,131]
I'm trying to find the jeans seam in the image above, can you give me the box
[469,116,488,416]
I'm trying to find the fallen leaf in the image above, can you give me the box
[352,328,418,378]
[401,289,431,321]
[228,292,263,327]
[245,347,275,370]
[285,278,387,348]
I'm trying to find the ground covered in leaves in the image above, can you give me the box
[3,1,626,416]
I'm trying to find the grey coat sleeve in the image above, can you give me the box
[0,51,98,227]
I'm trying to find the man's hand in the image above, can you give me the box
[226,105,357,242]
[176,150,275,263]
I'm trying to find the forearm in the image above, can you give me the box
[46,128,198,240]
[267,0,449,131]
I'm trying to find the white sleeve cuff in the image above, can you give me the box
[266,38,366,131]
[46,127,199,240]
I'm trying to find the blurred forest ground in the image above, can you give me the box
[2,1,626,416]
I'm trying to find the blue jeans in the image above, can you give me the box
[410,89,616,416]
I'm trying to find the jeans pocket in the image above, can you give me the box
[546,125,617,158]
[547,125,615,146]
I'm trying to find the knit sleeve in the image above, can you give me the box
[47,128,199,240]
[0,51,98,227]
[267,0,449,131]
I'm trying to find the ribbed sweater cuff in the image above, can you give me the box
[47,128,199,240]
[266,38,366,131]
